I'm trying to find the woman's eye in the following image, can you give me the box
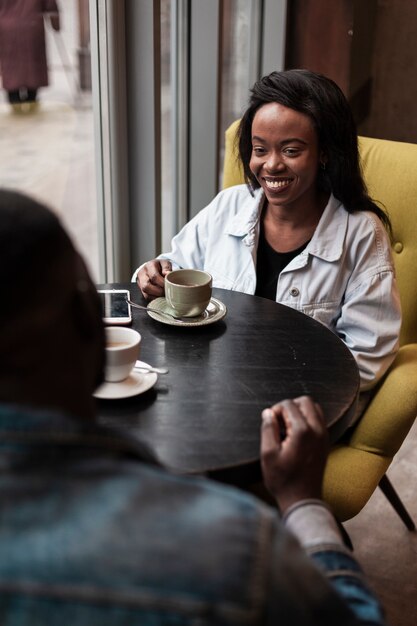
[252,147,266,156]
[283,148,300,157]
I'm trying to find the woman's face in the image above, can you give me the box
[249,102,324,213]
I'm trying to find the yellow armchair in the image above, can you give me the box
[223,121,417,526]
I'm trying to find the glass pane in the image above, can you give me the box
[0,0,99,280]
[161,0,174,252]
[219,0,255,186]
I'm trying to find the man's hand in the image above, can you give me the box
[137,260,172,300]
[260,396,329,514]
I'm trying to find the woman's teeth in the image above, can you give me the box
[265,178,291,189]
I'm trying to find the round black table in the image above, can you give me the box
[96,283,359,483]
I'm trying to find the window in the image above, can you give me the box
[0,0,99,279]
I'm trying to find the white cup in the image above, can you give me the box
[104,326,141,382]
[165,269,212,317]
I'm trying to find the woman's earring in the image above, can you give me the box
[320,161,326,171]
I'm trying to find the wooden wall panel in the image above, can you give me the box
[285,0,354,96]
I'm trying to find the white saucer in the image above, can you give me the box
[94,361,158,399]
[147,297,227,327]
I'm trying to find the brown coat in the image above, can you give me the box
[0,0,59,91]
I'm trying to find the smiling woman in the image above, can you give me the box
[249,103,322,196]
[249,101,326,256]
[134,69,402,429]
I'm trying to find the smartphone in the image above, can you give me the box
[97,289,132,325]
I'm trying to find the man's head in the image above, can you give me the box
[0,189,105,417]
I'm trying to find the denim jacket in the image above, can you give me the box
[141,186,401,392]
[0,404,386,625]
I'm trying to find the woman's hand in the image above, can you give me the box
[260,396,329,514]
[137,260,172,300]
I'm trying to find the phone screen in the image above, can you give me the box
[98,290,130,320]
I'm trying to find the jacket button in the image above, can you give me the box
[393,242,403,253]
[290,287,299,297]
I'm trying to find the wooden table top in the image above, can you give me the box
[96,283,359,482]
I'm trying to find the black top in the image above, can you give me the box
[255,221,309,300]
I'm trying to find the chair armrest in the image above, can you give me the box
[322,344,417,520]
[349,343,417,457]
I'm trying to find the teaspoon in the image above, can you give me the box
[134,362,169,375]
[127,299,184,321]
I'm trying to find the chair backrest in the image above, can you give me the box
[222,120,417,347]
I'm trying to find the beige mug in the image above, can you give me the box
[165,269,212,317]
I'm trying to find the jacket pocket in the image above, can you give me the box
[300,302,339,329]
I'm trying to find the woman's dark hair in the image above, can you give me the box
[237,69,391,233]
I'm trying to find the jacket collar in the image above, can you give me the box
[222,188,347,262]
[306,194,347,262]
[224,187,264,237]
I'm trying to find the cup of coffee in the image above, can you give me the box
[165,269,212,317]
[104,326,141,382]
